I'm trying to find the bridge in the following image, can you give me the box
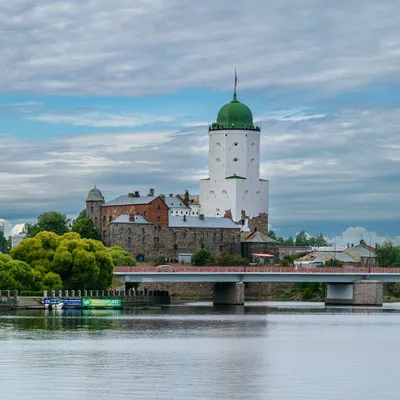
[115,266,400,306]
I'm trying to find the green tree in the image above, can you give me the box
[107,246,136,266]
[215,252,244,266]
[25,211,70,237]
[325,258,344,267]
[155,256,167,266]
[295,231,309,246]
[375,241,400,267]
[192,248,212,266]
[268,230,277,240]
[11,231,114,289]
[71,210,100,240]
[285,236,295,246]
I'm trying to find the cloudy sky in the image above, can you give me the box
[1,0,400,243]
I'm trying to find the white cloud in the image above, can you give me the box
[1,1,400,95]
[30,112,175,127]
[330,227,400,248]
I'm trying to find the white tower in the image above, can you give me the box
[199,77,269,226]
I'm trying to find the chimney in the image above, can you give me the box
[169,193,173,197]
[134,190,140,197]
[129,214,135,221]
[351,243,354,247]
[128,193,134,198]
[183,215,187,222]
[184,190,189,202]
[148,188,154,196]
[199,214,204,220]
[159,194,165,200]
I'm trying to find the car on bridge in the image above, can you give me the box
[156,265,180,272]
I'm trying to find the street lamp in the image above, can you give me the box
[333,232,341,262]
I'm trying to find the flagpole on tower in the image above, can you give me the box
[233,69,238,100]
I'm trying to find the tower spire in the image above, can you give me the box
[233,69,238,100]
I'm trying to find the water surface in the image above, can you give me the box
[0,302,399,399]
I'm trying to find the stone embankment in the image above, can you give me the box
[140,282,295,301]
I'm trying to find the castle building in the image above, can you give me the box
[199,83,269,232]
[85,78,272,261]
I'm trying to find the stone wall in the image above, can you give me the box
[138,281,295,301]
[110,222,241,261]
[353,280,383,306]
[248,213,269,235]
[242,242,279,263]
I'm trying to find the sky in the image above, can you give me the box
[0,0,400,244]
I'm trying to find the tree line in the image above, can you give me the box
[268,230,329,247]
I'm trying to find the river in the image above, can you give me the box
[0,301,399,399]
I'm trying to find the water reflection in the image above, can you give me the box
[1,302,400,399]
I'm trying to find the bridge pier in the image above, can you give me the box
[325,280,383,306]
[213,282,244,305]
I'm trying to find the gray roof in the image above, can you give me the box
[163,196,189,209]
[297,251,357,263]
[346,245,375,258]
[103,195,157,206]
[111,215,152,224]
[241,231,279,244]
[168,215,239,229]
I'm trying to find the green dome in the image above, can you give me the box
[216,93,255,129]
[86,186,104,202]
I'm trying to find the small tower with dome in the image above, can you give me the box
[199,73,269,229]
[86,185,105,228]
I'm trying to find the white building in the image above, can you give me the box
[199,86,269,227]
[12,234,26,248]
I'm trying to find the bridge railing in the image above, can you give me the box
[114,266,400,274]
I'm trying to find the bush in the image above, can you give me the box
[215,252,244,266]
[192,248,212,266]
[155,256,167,266]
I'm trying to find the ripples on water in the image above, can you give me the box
[1,302,400,399]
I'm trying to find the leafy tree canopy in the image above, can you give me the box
[192,248,212,266]
[375,241,400,267]
[108,246,136,266]
[0,253,62,292]
[71,210,100,240]
[25,211,70,238]
[11,231,114,290]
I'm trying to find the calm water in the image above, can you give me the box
[1,302,400,399]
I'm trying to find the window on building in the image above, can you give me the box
[174,244,178,251]
[219,244,223,252]
[103,230,106,236]
[222,190,227,194]
[171,210,173,214]
[95,217,98,224]
[154,236,159,244]
[157,205,161,210]
[154,226,157,231]
[128,237,131,244]
[245,190,249,195]
[220,232,224,242]
[142,237,145,244]
[233,142,238,146]
[213,232,216,241]
[250,158,255,163]
[109,216,112,222]
[157,216,160,222]
[158,225,161,231]
[241,219,245,226]
[173,232,177,242]
[233,158,239,162]
[103,216,106,223]
[181,211,183,214]
[91,206,94,213]
[216,158,221,162]
[193,232,197,242]
[200,232,204,241]
[128,227,131,234]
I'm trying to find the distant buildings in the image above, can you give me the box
[11,234,26,248]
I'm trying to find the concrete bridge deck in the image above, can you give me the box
[115,266,400,283]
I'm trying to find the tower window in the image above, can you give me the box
[245,190,249,194]
[90,206,94,213]
[209,190,215,195]
[216,158,221,162]
[233,158,239,162]
[251,142,256,147]
[216,142,221,147]
[157,216,160,222]
[250,158,255,163]
[233,142,238,146]
[222,190,227,194]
